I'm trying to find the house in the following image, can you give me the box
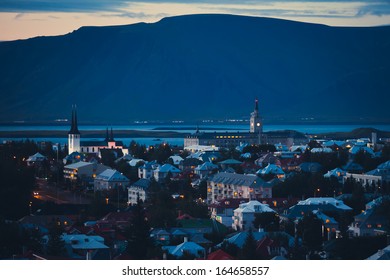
[138,161,159,179]
[232,200,275,231]
[18,215,73,235]
[207,172,272,204]
[63,161,110,183]
[256,163,285,180]
[324,168,346,183]
[349,145,375,157]
[349,197,389,237]
[286,197,352,220]
[256,236,288,259]
[194,162,218,179]
[179,158,203,171]
[366,160,390,182]
[127,178,151,205]
[255,153,280,167]
[26,152,47,166]
[63,151,85,164]
[349,208,387,237]
[312,210,339,240]
[209,198,249,227]
[59,233,109,260]
[154,164,181,182]
[311,147,333,153]
[168,155,184,165]
[162,240,206,259]
[94,169,129,191]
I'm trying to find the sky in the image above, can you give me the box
[1,0,390,41]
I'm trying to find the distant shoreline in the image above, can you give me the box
[0,130,188,139]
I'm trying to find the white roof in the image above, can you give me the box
[257,163,285,175]
[311,147,333,153]
[324,168,346,178]
[95,169,129,182]
[234,200,275,214]
[169,155,184,164]
[163,241,204,257]
[62,234,108,250]
[297,197,352,210]
[27,152,47,161]
[128,159,145,167]
[185,145,219,152]
[64,161,92,169]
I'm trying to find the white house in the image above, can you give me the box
[209,198,248,227]
[153,164,181,182]
[138,161,160,179]
[194,162,218,179]
[232,200,275,231]
[26,152,47,166]
[256,163,285,179]
[127,178,151,205]
[94,169,130,191]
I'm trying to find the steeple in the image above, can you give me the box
[110,127,114,141]
[68,105,80,135]
[105,127,109,141]
[254,98,259,112]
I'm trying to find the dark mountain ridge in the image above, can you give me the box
[0,14,389,123]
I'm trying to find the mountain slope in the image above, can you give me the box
[0,14,389,123]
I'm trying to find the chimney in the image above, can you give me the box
[184,236,188,243]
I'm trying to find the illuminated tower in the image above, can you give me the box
[68,105,81,154]
[250,98,262,133]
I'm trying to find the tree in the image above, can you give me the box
[297,213,323,256]
[125,197,153,259]
[253,212,280,232]
[46,221,66,257]
[240,229,258,260]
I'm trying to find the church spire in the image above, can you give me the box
[255,98,259,112]
[110,127,114,141]
[68,105,80,135]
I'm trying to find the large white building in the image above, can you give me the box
[94,169,130,191]
[207,172,272,204]
[232,200,275,231]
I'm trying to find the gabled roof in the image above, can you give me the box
[218,159,243,165]
[208,172,264,188]
[26,152,47,161]
[95,169,129,182]
[296,198,352,210]
[130,178,151,189]
[256,163,285,175]
[195,162,218,171]
[62,234,108,250]
[64,161,92,169]
[366,244,390,260]
[343,162,363,172]
[163,241,205,258]
[349,145,374,155]
[377,160,390,170]
[234,200,275,214]
[299,162,322,173]
[324,168,346,178]
[157,164,181,173]
[207,249,234,260]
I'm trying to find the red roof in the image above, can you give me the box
[207,249,235,260]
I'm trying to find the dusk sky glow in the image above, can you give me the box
[1,0,390,41]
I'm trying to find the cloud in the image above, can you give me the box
[1,1,390,19]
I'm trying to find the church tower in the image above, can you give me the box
[250,98,262,134]
[68,105,81,154]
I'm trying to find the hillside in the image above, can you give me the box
[0,14,389,123]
